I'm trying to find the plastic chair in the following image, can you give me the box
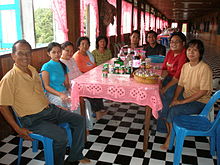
[11,107,72,165]
[216,125,220,165]
[168,90,220,165]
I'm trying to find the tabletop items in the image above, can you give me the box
[102,55,162,84]
[133,69,160,84]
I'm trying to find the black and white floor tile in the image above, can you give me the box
[0,101,217,165]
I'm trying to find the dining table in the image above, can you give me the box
[71,58,163,152]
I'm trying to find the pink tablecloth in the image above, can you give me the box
[71,60,163,119]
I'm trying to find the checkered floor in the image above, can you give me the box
[0,101,218,165]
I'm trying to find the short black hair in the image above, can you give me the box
[12,39,32,53]
[96,36,108,49]
[47,42,61,53]
[146,30,157,38]
[76,36,90,48]
[131,30,140,37]
[170,32,186,43]
[186,39,204,61]
[61,41,74,50]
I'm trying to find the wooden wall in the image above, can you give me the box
[0,47,49,140]
[0,47,49,80]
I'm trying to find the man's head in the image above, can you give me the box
[146,30,157,45]
[130,30,140,45]
[11,40,32,68]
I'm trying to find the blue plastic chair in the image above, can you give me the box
[168,90,220,165]
[11,107,72,165]
[217,125,220,165]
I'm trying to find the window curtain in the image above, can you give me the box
[145,12,150,31]
[133,7,138,30]
[140,11,145,44]
[160,18,163,30]
[106,0,117,36]
[52,0,68,41]
[150,14,155,31]
[121,0,132,34]
[80,0,99,36]
[156,17,160,31]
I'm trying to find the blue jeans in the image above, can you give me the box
[20,104,85,165]
[167,101,205,123]
[157,76,177,133]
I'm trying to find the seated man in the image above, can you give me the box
[143,30,166,57]
[0,40,90,165]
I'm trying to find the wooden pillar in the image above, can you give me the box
[137,0,141,31]
[98,0,107,36]
[131,0,134,31]
[66,0,80,50]
[116,0,122,42]
[149,6,151,30]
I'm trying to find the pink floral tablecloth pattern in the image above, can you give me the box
[71,59,163,119]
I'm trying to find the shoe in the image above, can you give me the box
[79,157,91,164]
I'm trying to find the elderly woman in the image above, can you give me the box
[92,36,112,65]
[157,32,187,133]
[73,37,107,120]
[160,39,213,150]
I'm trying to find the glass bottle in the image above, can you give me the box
[132,50,141,72]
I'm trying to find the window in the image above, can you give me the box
[171,22,178,28]
[80,0,99,51]
[122,0,132,34]
[106,0,117,36]
[133,8,138,30]
[0,0,21,52]
[145,12,150,31]
[0,0,67,55]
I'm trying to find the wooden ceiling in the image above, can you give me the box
[146,0,220,21]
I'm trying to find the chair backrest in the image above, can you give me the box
[9,107,23,128]
[199,90,220,117]
[39,72,46,93]
[200,90,220,131]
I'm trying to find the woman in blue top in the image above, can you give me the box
[41,42,70,108]
[41,42,93,130]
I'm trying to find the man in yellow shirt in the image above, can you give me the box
[0,40,90,165]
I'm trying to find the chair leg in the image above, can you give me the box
[42,137,54,165]
[168,127,175,150]
[32,140,39,152]
[210,135,216,156]
[173,129,186,165]
[59,123,72,147]
[17,138,23,165]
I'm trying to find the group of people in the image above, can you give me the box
[41,36,112,131]
[0,29,213,165]
[0,35,113,165]
[121,30,213,150]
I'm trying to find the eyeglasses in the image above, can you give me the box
[170,40,182,44]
